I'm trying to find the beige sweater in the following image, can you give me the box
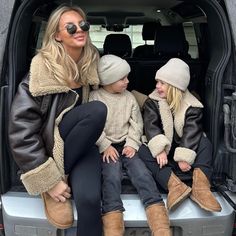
[89,88,143,153]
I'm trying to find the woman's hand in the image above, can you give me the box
[178,161,191,172]
[156,151,168,168]
[102,145,119,163]
[47,180,71,202]
[122,146,136,158]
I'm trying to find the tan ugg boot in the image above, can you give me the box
[190,168,222,212]
[102,211,124,236]
[146,202,172,236]
[41,192,73,229]
[167,172,192,210]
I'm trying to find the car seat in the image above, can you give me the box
[133,21,160,58]
[154,24,191,59]
[103,33,132,58]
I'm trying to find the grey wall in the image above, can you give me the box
[0,0,15,78]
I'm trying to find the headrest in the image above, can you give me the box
[142,22,160,41]
[103,34,132,58]
[154,24,189,58]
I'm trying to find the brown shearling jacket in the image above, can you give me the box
[143,89,204,165]
[8,53,95,195]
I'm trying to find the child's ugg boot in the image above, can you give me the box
[190,168,222,212]
[102,211,124,236]
[167,172,192,210]
[41,192,73,229]
[146,202,172,236]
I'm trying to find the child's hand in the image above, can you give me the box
[102,145,119,163]
[178,161,191,172]
[156,151,168,168]
[122,146,136,158]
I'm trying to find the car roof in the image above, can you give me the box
[35,0,206,30]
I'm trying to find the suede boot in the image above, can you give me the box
[167,172,192,210]
[102,211,124,236]
[190,168,222,212]
[146,202,172,236]
[41,192,73,229]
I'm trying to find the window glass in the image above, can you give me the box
[36,21,47,50]
[183,22,199,58]
[36,22,197,57]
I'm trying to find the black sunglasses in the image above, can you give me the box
[65,21,90,34]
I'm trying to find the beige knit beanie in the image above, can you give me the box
[98,54,131,85]
[155,58,190,91]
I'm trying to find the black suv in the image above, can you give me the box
[0,0,236,235]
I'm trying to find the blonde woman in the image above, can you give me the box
[8,4,107,236]
[139,58,222,213]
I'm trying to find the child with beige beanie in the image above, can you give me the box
[139,58,222,213]
[89,54,171,236]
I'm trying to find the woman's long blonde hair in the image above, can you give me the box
[166,84,184,114]
[38,5,99,85]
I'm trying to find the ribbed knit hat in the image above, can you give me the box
[155,58,190,91]
[98,54,131,85]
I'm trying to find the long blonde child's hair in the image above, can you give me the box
[38,5,99,85]
[166,84,184,114]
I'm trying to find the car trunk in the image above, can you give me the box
[0,0,236,235]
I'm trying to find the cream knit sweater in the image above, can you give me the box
[89,88,143,153]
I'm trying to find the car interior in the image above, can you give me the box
[2,0,234,196]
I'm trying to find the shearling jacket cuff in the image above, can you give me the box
[148,134,171,157]
[20,157,63,195]
[173,147,196,165]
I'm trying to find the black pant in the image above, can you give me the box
[138,135,213,191]
[102,143,163,214]
[59,101,107,236]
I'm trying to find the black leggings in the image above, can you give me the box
[59,101,107,236]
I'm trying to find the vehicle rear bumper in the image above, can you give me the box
[1,191,235,236]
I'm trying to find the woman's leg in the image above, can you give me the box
[59,101,107,174]
[69,146,102,236]
[59,101,106,235]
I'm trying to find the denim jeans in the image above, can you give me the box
[101,143,163,214]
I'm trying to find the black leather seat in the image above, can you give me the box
[103,33,132,58]
[132,22,160,58]
[154,24,191,59]
[127,24,206,98]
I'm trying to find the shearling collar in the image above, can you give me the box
[149,89,203,139]
[174,90,203,137]
[149,90,174,143]
[29,53,97,97]
[29,53,70,96]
